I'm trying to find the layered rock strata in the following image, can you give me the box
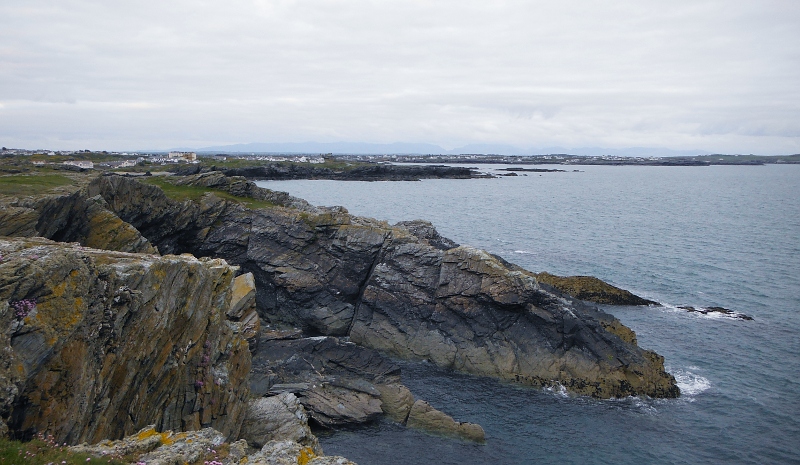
[15,173,679,397]
[85,174,678,399]
[0,237,253,443]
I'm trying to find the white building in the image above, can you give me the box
[168,151,197,162]
[63,160,94,169]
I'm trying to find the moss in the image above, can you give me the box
[534,272,656,306]
[0,174,76,196]
[0,436,126,465]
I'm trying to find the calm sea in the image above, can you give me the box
[256,164,800,464]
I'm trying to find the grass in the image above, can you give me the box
[142,177,276,210]
[0,174,78,196]
[0,435,126,465]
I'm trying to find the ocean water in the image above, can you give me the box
[256,165,800,464]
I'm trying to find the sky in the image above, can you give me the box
[1,0,799,154]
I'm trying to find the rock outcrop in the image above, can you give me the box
[175,163,475,181]
[83,174,678,399]
[0,237,253,443]
[533,272,658,306]
[72,425,357,465]
[0,191,156,254]
[250,335,397,427]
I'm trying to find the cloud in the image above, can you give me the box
[0,0,799,153]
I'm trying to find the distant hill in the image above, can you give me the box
[189,141,712,157]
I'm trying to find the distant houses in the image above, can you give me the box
[63,160,94,169]
[168,151,197,162]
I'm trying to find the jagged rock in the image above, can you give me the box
[300,384,383,427]
[70,425,225,464]
[72,427,356,465]
[406,400,485,442]
[228,272,256,319]
[352,241,679,398]
[228,272,260,351]
[250,336,397,426]
[88,174,679,398]
[394,219,458,250]
[240,393,320,452]
[0,191,156,253]
[0,237,251,443]
[250,440,356,465]
[376,383,415,423]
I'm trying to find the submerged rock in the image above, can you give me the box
[406,400,485,443]
[678,305,753,320]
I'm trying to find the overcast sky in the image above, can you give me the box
[1,0,799,154]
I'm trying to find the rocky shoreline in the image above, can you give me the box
[174,163,478,181]
[1,171,681,463]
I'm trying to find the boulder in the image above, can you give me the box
[240,393,320,453]
[406,400,485,443]
[250,440,357,465]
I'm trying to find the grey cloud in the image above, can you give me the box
[1,0,799,153]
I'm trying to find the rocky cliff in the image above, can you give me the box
[0,237,254,443]
[84,173,678,399]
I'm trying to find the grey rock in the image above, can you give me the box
[406,400,485,443]
[376,383,415,423]
[240,393,320,452]
[0,237,251,443]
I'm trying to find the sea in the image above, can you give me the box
[255,164,800,465]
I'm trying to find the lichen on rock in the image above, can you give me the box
[0,237,252,443]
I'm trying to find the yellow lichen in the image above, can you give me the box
[135,427,159,441]
[297,447,316,465]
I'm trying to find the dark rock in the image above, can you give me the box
[249,336,399,426]
[87,174,679,398]
[678,305,753,320]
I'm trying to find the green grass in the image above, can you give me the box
[0,174,77,196]
[0,436,126,465]
[142,177,276,209]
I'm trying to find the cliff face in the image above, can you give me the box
[88,174,678,398]
[0,237,253,443]
[0,191,156,254]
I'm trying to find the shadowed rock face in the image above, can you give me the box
[0,237,252,443]
[85,174,678,398]
[0,192,156,254]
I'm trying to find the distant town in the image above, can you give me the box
[1,146,798,170]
